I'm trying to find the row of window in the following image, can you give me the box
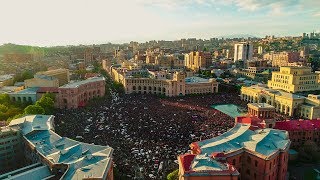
[300,76,317,80]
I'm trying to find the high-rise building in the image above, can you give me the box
[233,43,253,62]
[184,51,212,70]
[258,46,263,54]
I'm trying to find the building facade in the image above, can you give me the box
[8,87,39,103]
[233,43,253,62]
[57,77,106,109]
[263,52,300,67]
[184,51,212,70]
[267,66,319,93]
[0,126,23,174]
[36,69,70,86]
[110,67,218,97]
[179,123,290,180]
[274,120,320,149]
[241,85,320,119]
[25,74,59,88]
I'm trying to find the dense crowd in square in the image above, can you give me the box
[54,91,246,179]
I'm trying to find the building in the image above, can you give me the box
[258,46,263,55]
[57,77,105,109]
[1,115,114,180]
[233,43,253,62]
[178,153,239,180]
[36,69,70,86]
[25,74,59,88]
[179,123,290,180]
[267,66,319,93]
[184,51,212,70]
[0,74,15,88]
[247,103,276,128]
[263,52,300,67]
[110,67,218,97]
[0,126,23,174]
[274,119,320,149]
[241,85,320,119]
[8,87,39,103]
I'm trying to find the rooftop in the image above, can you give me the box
[248,103,275,109]
[59,77,105,89]
[191,123,290,159]
[185,77,211,84]
[246,85,305,99]
[36,68,68,75]
[274,119,320,131]
[179,154,239,176]
[37,87,59,93]
[8,115,113,180]
[8,87,39,95]
[9,115,54,135]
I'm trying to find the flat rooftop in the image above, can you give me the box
[8,87,39,95]
[59,77,105,88]
[248,103,275,109]
[185,77,211,84]
[246,85,305,99]
[191,123,290,159]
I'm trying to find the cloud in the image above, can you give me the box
[314,12,320,17]
[139,0,320,15]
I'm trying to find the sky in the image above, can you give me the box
[0,0,319,46]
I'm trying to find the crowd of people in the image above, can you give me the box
[54,90,246,179]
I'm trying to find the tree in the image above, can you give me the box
[13,70,34,82]
[0,104,8,113]
[167,169,178,180]
[36,95,55,114]
[24,105,45,115]
[0,94,10,105]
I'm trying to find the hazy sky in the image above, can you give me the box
[0,0,319,46]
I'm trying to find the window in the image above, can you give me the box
[247,156,251,164]
[255,160,258,167]
[246,169,250,175]
[233,159,236,165]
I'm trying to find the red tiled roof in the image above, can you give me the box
[37,87,59,93]
[211,152,225,158]
[274,119,320,131]
[236,116,265,129]
[179,154,196,171]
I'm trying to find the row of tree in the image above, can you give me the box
[0,93,55,123]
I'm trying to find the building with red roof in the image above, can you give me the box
[178,153,239,180]
[274,119,320,149]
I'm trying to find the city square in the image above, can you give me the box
[53,90,245,179]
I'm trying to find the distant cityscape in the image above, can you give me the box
[0,31,320,180]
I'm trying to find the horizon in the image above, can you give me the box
[0,0,319,46]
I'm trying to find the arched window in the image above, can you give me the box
[247,156,251,164]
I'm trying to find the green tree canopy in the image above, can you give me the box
[167,169,178,180]
[0,104,8,113]
[36,95,55,114]
[24,105,45,115]
[0,94,10,105]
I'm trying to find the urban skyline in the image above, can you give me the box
[0,0,320,46]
